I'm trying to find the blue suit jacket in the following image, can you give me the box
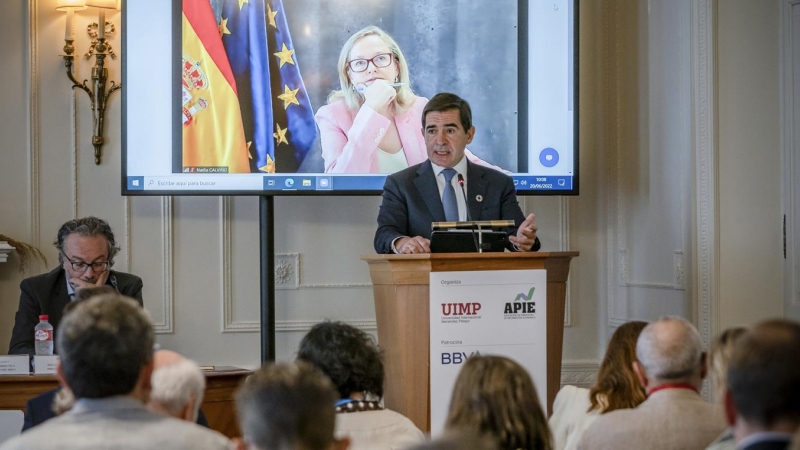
[374,159,539,253]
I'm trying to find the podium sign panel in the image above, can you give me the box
[429,269,547,435]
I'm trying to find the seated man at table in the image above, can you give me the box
[9,216,144,355]
[374,92,540,254]
[1,293,229,450]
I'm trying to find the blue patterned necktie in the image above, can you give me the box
[441,168,459,222]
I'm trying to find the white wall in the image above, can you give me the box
[717,0,784,328]
[0,0,789,387]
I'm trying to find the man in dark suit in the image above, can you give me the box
[725,319,800,450]
[374,92,540,254]
[8,216,143,355]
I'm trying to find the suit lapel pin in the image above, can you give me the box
[475,195,483,202]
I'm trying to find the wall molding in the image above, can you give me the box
[781,0,800,310]
[226,317,378,334]
[617,249,686,290]
[71,90,78,218]
[28,0,41,259]
[605,0,619,332]
[607,316,630,328]
[560,359,600,388]
[560,196,573,327]
[692,0,719,349]
[152,197,174,333]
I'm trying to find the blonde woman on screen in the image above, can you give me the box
[315,25,501,174]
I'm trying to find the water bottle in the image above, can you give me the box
[34,315,54,356]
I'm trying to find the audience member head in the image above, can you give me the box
[708,326,747,402]
[445,355,551,450]
[297,321,383,400]
[235,361,346,450]
[56,293,154,402]
[148,349,206,422]
[407,430,497,450]
[634,316,705,390]
[54,216,119,268]
[588,320,648,413]
[725,319,800,438]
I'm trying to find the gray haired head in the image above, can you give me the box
[54,216,120,266]
[636,316,704,383]
[149,355,206,422]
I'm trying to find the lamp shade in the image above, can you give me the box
[55,0,87,11]
[86,0,116,9]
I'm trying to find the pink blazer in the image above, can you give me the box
[315,96,503,174]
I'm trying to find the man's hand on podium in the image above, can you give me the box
[508,214,538,252]
[396,236,431,254]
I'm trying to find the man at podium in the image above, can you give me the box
[374,92,540,254]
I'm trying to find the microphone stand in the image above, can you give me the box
[458,174,481,253]
[476,222,484,253]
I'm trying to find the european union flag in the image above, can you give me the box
[220,0,316,173]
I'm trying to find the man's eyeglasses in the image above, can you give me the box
[62,254,109,273]
[346,53,393,73]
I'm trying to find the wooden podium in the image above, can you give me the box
[362,251,578,432]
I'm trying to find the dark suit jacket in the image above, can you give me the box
[374,160,540,253]
[9,267,144,355]
[22,388,210,432]
[740,438,792,450]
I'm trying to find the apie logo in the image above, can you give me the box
[440,302,482,324]
[503,287,536,318]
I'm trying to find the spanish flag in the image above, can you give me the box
[182,0,250,173]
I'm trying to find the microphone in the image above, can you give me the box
[457,173,480,252]
[457,174,471,222]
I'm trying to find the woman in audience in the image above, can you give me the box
[548,320,648,450]
[445,355,552,450]
[297,321,424,450]
[705,326,748,450]
[315,25,502,174]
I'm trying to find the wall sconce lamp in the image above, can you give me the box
[58,0,122,165]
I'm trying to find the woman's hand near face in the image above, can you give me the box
[362,79,397,115]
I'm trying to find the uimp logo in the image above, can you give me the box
[504,287,536,317]
[441,303,481,316]
[440,302,482,324]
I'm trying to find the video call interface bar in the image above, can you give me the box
[126,175,574,193]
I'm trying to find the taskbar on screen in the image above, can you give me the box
[126,175,574,192]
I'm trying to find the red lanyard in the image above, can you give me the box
[647,383,698,397]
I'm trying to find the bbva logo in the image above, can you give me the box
[441,303,482,316]
[441,351,481,365]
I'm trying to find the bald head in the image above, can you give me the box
[148,349,205,422]
[154,349,184,368]
[636,317,704,387]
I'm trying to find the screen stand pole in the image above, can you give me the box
[259,195,276,363]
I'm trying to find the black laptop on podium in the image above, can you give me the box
[429,228,508,253]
